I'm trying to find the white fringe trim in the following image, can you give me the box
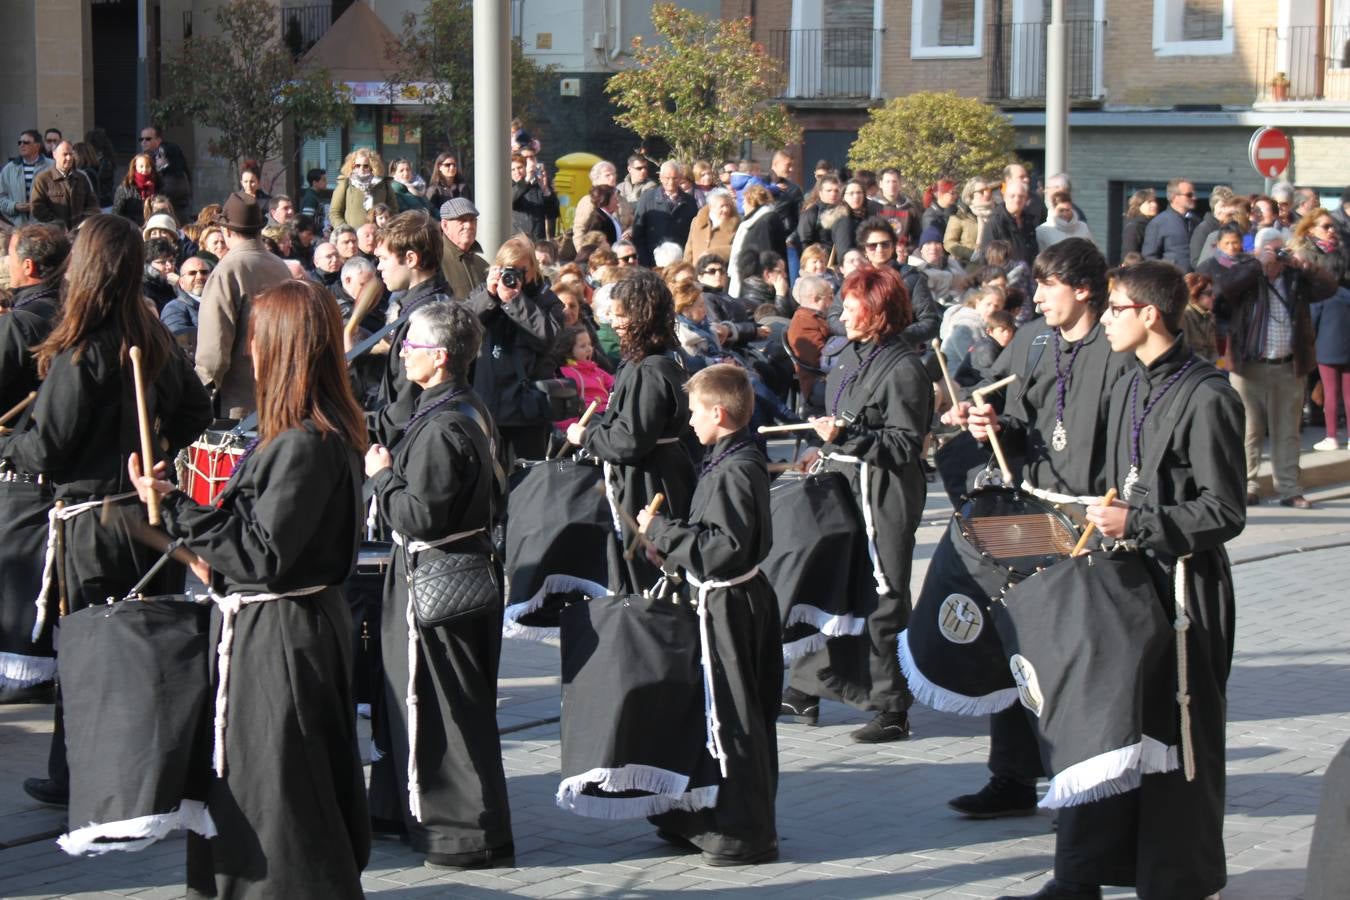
[897,628,1020,716]
[1039,737,1179,809]
[0,651,56,690]
[501,575,608,641]
[555,765,719,819]
[782,632,829,662]
[783,603,865,638]
[58,799,217,856]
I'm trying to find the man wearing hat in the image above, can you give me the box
[195,190,292,418]
[438,197,489,299]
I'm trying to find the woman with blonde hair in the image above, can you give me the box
[728,183,786,298]
[944,176,995,263]
[329,148,396,230]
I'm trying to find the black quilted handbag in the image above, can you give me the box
[407,550,499,628]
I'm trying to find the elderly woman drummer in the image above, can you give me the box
[782,266,933,743]
[363,300,515,870]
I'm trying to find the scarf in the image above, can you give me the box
[133,171,157,199]
[1315,237,1339,255]
[350,171,374,191]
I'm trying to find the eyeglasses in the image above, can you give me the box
[1177,192,1195,198]
[702,267,725,275]
[1107,303,1149,316]
[352,163,372,170]
[181,268,209,277]
[864,240,894,251]
[140,136,155,143]
[400,339,444,353]
[17,139,34,146]
[617,254,638,264]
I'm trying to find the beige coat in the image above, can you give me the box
[194,238,292,417]
[683,204,740,265]
[328,175,397,229]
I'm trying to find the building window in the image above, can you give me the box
[1153,0,1233,56]
[912,0,985,58]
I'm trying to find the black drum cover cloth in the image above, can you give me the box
[556,593,719,819]
[761,470,873,661]
[995,550,1178,808]
[57,597,216,855]
[502,459,612,641]
[0,480,56,688]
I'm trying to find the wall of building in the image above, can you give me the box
[0,4,39,144]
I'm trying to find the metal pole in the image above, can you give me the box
[136,0,148,132]
[473,0,511,255]
[1044,0,1069,177]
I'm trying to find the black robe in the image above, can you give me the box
[159,424,371,900]
[369,277,454,438]
[366,382,513,857]
[787,339,931,714]
[645,431,779,859]
[581,351,695,592]
[1054,336,1245,898]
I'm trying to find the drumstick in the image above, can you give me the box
[53,500,69,618]
[128,346,160,525]
[931,339,964,430]
[624,493,665,561]
[121,516,203,569]
[549,400,599,460]
[344,277,385,339]
[1071,488,1119,557]
[757,421,834,434]
[972,374,1018,486]
[0,391,36,428]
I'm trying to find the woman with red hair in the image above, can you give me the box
[781,266,934,744]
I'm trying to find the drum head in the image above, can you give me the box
[956,488,1079,578]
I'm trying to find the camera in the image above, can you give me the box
[499,266,524,290]
[1274,248,1293,263]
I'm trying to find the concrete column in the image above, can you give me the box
[473,0,511,255]
[34,0,95,137]
[1044,0,1069,177]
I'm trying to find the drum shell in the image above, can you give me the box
[181,430,252,506]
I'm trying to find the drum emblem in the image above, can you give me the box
[938,594,983,644]
[1010,653,1044,717]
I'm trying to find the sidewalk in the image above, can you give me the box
[1,475,1348,898]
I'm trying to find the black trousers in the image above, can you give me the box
[987,705,1045,783]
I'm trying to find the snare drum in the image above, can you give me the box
[181,429,253,505]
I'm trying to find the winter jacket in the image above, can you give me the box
[0,155,54,225]
[556,358,615,429]
[631,187,697,267]
[1202,253,1337,377]
[1142,206,1197,272]
[1310,287,1350,367]
[684,203,740,265]
[30,166,99,229]
[465,279,565,427]
[328,175,396,229]
[1121,214,1152,260]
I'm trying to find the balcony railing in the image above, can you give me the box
[986,20,1106,104]
[1257,25,1350,103]
[281,3,333,57]
[765,28,879,101]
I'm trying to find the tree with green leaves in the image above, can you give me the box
[848,92,1015,194]
[386,0,553,165]
[605,3,800,162]
[153,0,352,175]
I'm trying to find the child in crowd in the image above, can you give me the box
[553,324,614,430]
[940,284,1006,370]
[954,309,1015,388]
[638,363,779,867]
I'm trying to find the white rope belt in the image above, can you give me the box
[34,491,139,641]
[822,453,894,596]
[1174,554,1195,782]
[208,585,327,776]
[686,566,761,780]
[394,526,487,821]
[1019,480,1100,507]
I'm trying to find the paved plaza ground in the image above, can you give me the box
[1,462,1348,899]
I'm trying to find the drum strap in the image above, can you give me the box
[820,452,894,597]
[686,567,761,780]
[32,492,139,642]
[208,585,328,777]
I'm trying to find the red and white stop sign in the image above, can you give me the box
[1249,127,1291,178]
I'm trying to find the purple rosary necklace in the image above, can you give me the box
[700,440,752,477]
[405,385,470,432]
[831,341,890,417]
[1050,331,1085,453]
[1122,357,1196,499]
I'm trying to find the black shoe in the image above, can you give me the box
[995,879,1103,900]
[779,688,819,725]
[424,841,516,871]
[948,775,1038,819]
[22,777,68,807]
[850,711,910,743]
[654,829,699,853]
[700,842,779,867]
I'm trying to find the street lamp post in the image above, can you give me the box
[473,0,511,255]
[1045,0,1069,178]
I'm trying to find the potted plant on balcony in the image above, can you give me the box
[1270,72,1291,102]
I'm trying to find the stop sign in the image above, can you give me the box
[1249,127,1292,178]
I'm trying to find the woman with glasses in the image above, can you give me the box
[329,149,396,230]
[944,177,995,265]
[426,153,469,216]
[1291,207,1350,289]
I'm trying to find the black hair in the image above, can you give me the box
[307,168,326,186]
[13,224,71,282]
[144,236,177,262]
[1216,222,1246,241]
[855,215,896,246]
[736,248,762,279]
[695,252,727,273]
[1109,260,1188,333]
[985,309,1016,332]
[759,250,784,273]
[1032,237,1109,314]
[611,269,678,361]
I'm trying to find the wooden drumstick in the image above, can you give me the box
[549,400,599,460]
[344,277,385,340]
[757,420,838,434]
[972,374,1018,486]
[128,346,160,525]
[0,391,36,428]
[625,493,665,561]
[931,339,964,430]
[1071,488,1119,557]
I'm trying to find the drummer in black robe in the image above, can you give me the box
[567,269,695,592]
[1002,261,1244,900]
[0,216,211,807]
[364,300,515,869]
[950,238,1132,823]
[782,266,932,743]
[639,364,780,866]
[0,224,68,693]
[132,279,370,899]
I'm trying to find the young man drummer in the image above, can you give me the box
[1007,261,1244,900]
[638,364,779,866]
[951,239,1133,879]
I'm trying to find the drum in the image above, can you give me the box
[900,486,1079,715]
[181,429,253,505]
[347,541,392,707]
[502,458,613,640]
[994,550,1176,808]
[57,595,216,855]
[761,470,873,661]
[0,478,56,688]
[556,592,719,819]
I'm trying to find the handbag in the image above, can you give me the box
[407,547,499,627]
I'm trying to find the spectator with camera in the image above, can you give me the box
[510,152,559,242]
[466,236,565,461]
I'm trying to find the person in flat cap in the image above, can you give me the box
[438,197,489,300]
[195,190,292,418]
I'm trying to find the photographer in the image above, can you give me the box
[466,236,565,461]
[509,153,559,242]
[1204,225,1337,509]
